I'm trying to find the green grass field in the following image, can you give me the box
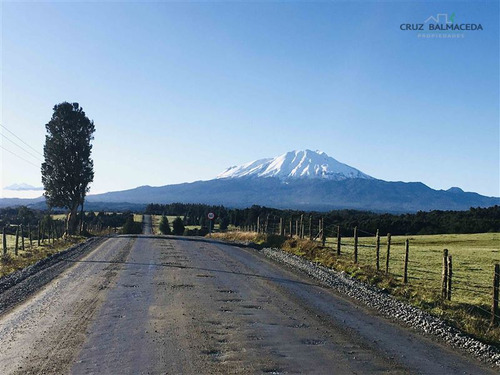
[151,215,206,233]
[326,233,499,307]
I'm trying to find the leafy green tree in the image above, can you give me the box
[172,217,185,235]
[159,216,172,234]
[41,214,54,231]
[17,206,36,225]
[41,102,95,235]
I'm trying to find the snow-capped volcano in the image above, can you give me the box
[217,150,373,181]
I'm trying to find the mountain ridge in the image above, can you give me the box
[217,149,372,181]
[1,150,498,212]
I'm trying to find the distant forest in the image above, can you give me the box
[0,207,131,234]
[145,203,500,236]
[1,205,498,237]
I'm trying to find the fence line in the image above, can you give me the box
[235,219,499,325]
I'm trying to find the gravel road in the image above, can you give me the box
[0,216,496,374]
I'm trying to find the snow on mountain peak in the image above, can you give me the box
[217,150,372,181]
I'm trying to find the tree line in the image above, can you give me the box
[145,203,500,236]
[2,204,498,237]
[0,207,133,235]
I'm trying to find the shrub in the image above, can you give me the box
[197,227,209,236]
[121,216,142,234]
[159,216,171,235]
[172,217,185,235]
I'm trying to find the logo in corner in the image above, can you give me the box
[400,13,483,39]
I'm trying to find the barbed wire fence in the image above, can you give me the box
[237,215,500,325]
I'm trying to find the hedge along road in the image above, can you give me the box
[0,216,495,374]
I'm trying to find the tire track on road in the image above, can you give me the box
[0,238,135,375]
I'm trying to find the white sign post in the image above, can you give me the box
[207,212,215,237]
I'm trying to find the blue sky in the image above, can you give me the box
[1,1,499,197]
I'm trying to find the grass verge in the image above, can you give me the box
[1,236,86,279]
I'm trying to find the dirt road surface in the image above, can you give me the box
[0,215,496,374]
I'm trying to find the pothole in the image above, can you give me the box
[171,284,194,289]
[218,298,242,303]
[242,304,262,309]
[301,339,326,346]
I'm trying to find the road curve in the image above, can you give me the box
[0,217,495,374]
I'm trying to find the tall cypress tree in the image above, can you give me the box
[41,102,95,235]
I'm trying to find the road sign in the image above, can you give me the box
[208,212,215,220]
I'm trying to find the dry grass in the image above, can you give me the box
[212,231,268,243]
[213,231,500,347]
[1,235,86,278]
[50,213,67,220]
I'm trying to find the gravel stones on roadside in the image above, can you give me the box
[260,246,500,368]
[0,237,104,313]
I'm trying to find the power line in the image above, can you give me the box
[1,133,43,162]
[0,123,44,157]
[0,145,40,168]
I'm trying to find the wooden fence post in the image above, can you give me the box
[337,225,341,256]
[29,224,33,248]
[37,222,41,246]
[265,215,269,234]
[295,220,299,237]
[492,264,499,326]
[321,218,326,247]
[309,215,312,240]
[442,249,449,300]
[447,255,453,301]
[257,217,260,233]
[289,219,292,238]
[15,226,19,256]
[21,224,25,251]
[403,239,409,283]
[385,233,391,274]
[299,214,304,239]
[354,226,358,263]
[279,217,284,236]
[375,229,380,271]
[2,227,6,256]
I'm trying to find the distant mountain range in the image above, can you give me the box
[1,150,498,212]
